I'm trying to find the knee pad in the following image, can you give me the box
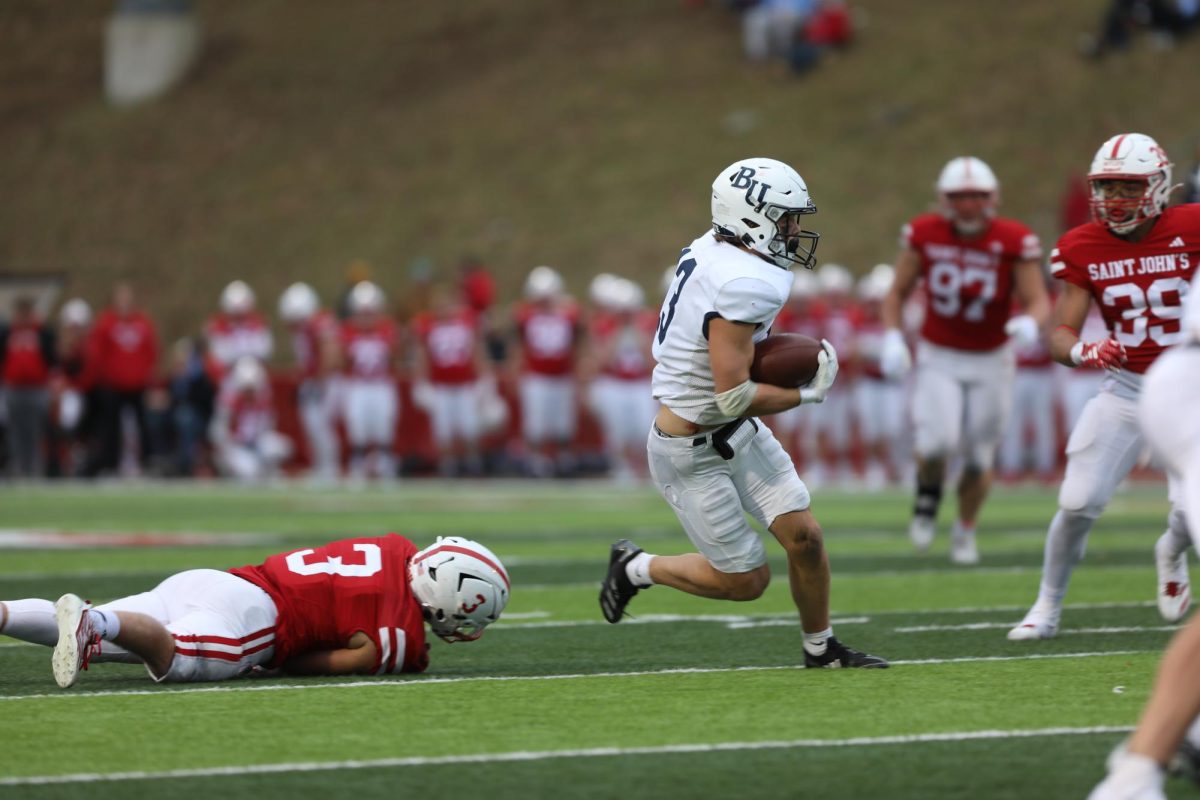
[1057,479,1106,519]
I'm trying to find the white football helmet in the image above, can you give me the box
[817,263,853,296]
[612,278,645,312]
[278,282,319,323]
[789,267,818,301]
[711,157,819,270]
[937,157,999,234]
[409,536,510,642]
[59,298,92,328]
[220,280,256,315]
[524,266,564,301]
[861,263,895,301]
[1087,133,1176,235]
[588,273,622,308]
[348,280,385,315]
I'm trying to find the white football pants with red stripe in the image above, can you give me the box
[97,569,278,682]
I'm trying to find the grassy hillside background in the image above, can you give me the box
[2,0,1198,344]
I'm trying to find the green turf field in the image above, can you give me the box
[0,481,1192,799]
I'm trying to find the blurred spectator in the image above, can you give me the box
[743,0,818,62]
[807,263,858,488]
[511,266,583,478]
[0,296,57,478]
[167,337,216,477]
[411,283,491,477]
[458,254,507,365]
[204,280,272,375]
[1080,0,1199,58]
[790,0,855,73]
[340,281,401,481]
[48,299,96,477]
[766,269,820,468]
[278,282,341,483]
[999,294,1058,484]
[86,283,159,477]
[852,265,907,490]
[209,356,291,482]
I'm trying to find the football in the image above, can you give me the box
[749,333,822,388]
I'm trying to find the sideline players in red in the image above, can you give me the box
[1009,132,1199,641]
[0,535,509,687]
[881,156,1050,564]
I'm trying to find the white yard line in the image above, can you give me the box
[0,649,1154,704]
[896,622,1182,634]
[0,725,1134,786]
[495,614,869,630]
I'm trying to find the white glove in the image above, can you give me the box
[1005,314,1040,348]
[1087,753,1166,800]
[879,329,911,380]
[799,339,838,404]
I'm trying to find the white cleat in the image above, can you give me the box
[52,593,99,689]
[1006,607,1061,641]
[949,523,980,565]
[908,516,936,552]
[1155,537,1191,622]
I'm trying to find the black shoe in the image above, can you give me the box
[599,539,643,623]
[803,636,889,669]
[1170,738,1200,787]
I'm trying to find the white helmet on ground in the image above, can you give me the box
[711,157,819,270]
[229,355,267,393]
[59,298,92,328]
[936,157,999,234]
[817,263,853,295]
[278,282,319,323]
[348,280,386,315]
[409,536,510,642]
[220,280,256,315]
[524,266,564,301]
[1087,133,1176,235]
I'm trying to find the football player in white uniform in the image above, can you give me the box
[1088,273,1200,800]
[599,157,887,669]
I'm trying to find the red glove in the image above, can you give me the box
[1073,338,1128,370]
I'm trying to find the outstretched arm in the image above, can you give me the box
[283,631,378,676]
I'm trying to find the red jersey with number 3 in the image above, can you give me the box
[904,214,1042,351]
[230,534,428,673]
[1050,204,1200,375]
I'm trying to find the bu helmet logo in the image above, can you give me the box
[730,166,771,208]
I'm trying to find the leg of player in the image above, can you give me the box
[0,598,58,645]
[950,463,990,565]
[51,594,175,688]
[1154,507,1192,623]
[909,455,945,551]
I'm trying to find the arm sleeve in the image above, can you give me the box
[713,277,783,325]
[1048,242,1089,291]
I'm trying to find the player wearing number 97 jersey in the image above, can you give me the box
[1009,133,1198,642]
[880,156,1050,564]
[0,534,509,688]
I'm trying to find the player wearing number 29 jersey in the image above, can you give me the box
[1009,133,1197,644]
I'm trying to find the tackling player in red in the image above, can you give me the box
[881,156,1051,564]
[1009,132,1198,640]
[0,535,509,688]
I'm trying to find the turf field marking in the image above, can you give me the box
[495,614,869,630]
[896,622,1182,634]
[0,530,283,549]
[0,649,1155,703]
[0,725,1134,785]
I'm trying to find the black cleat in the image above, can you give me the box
[1170,738,1200,787]
[803,636,889,669]
[599,539,643,623]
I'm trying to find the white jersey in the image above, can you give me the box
[651,232,794,426]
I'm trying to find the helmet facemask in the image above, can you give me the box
[764,206,820,270]
[1088,174,1167,235]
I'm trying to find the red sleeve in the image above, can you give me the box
[1048,229,1091,290]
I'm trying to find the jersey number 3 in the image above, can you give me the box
[285,544,383,578]
[657,256,697,344]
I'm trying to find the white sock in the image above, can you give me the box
[0,599,58,646]
[91,609,121,641]
[625,552,655,588]
[1037,509,1094,608]
[803,627,833,657]
[1158,512,1192,561]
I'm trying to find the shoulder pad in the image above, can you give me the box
[714,277,784,324]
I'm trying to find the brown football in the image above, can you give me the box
[749,333,822,388]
